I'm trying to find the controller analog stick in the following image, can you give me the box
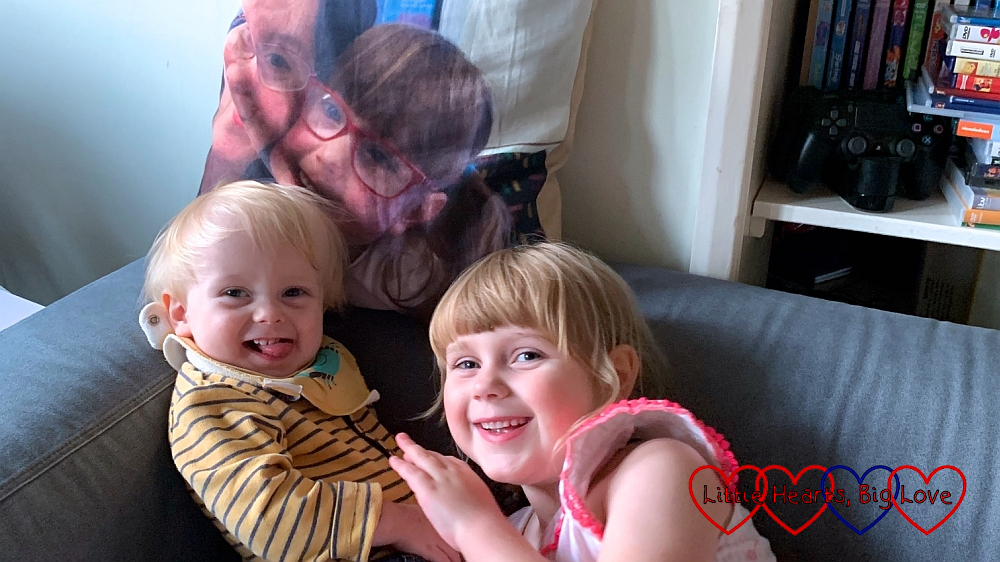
[847,136,868,156]
[895,139,916,158]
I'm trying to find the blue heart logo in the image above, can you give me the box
[822,465,900,535]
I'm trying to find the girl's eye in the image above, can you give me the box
[283,287,305,298]
[363,144,394,168]
[223,288,247,298]
[515,351,542,362]
[453,359,479,370]
[320,97,345,124]
[265,52,293,72]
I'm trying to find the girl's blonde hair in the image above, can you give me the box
[143,180,348,309]
[429,242,669,412]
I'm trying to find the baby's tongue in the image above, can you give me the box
[257,341,294,359]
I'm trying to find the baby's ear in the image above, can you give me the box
[609,344,640,399]
[163,292,193,338]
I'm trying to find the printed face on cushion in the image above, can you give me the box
[266,81,442,245]
[167,229,325,378]
[222,23,307,164]
[443,326,600,490]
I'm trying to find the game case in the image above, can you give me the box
[902,0,933,81]
[847,0,874,88]
[826,0,855,88]
[864,0,893,89]
[946,39,1000,61]
[883,0,912,87]
[809,0,837,87]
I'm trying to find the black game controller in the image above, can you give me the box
[770,86,951,212]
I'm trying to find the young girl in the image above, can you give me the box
[389,242,775,562]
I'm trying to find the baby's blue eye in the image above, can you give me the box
[223,288,247,298]
[516,351,541,362]
[284,287,305,298]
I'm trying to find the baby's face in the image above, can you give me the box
[170,232,326,378]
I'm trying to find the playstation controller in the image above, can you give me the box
[770,86,951,212]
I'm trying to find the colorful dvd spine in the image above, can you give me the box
[922,3,948,82]
[809,0,837,87]
[864,0,893,89]
[826,0,855,88]
[947,40,1000,61]
[883,0,913,87]
[847,0,874,88]
[902,0,933,81]
[948,22,1000,44]
[953,73,1000,93]
[950,56,1000,76]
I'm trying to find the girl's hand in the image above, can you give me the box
[389,433,508,550]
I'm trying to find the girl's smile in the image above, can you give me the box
[443,326,600,489]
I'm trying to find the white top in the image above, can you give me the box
[508,399,775,562]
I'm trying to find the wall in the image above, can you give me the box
[0,0,240,305]
[557,0,721,271]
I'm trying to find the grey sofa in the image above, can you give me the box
[1,259,996,561]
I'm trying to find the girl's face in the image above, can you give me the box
[268,85,439,246]
[442,326,600,490]
[223,23,305,166]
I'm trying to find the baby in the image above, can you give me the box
[140,180,457,562]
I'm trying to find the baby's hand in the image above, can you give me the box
[373,501,460,562]
[389,433,508,550]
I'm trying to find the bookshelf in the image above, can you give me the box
[693,0,1000,328]
[751,179,1000,252]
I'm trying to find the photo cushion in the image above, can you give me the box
[199,0,597,315]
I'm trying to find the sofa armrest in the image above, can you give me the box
[0,260,236,561]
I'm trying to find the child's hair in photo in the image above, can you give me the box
[335,23,511,315]
[429,242,670,410]
[143,180,348,309]
[332,22,493,185]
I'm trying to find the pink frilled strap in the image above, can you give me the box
[556,398,740,541]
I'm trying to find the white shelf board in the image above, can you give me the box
[752,179,1000,252]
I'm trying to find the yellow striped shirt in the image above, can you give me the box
[167,336,412,561]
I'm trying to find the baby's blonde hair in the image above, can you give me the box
[429,242,668,413]
[144,180,348,309]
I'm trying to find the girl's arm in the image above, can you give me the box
[598,438,732,562]
[390,433,548,562]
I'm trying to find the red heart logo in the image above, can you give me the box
[757,465,832,535]
[688,465,767,535]
[888,465,966,535]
